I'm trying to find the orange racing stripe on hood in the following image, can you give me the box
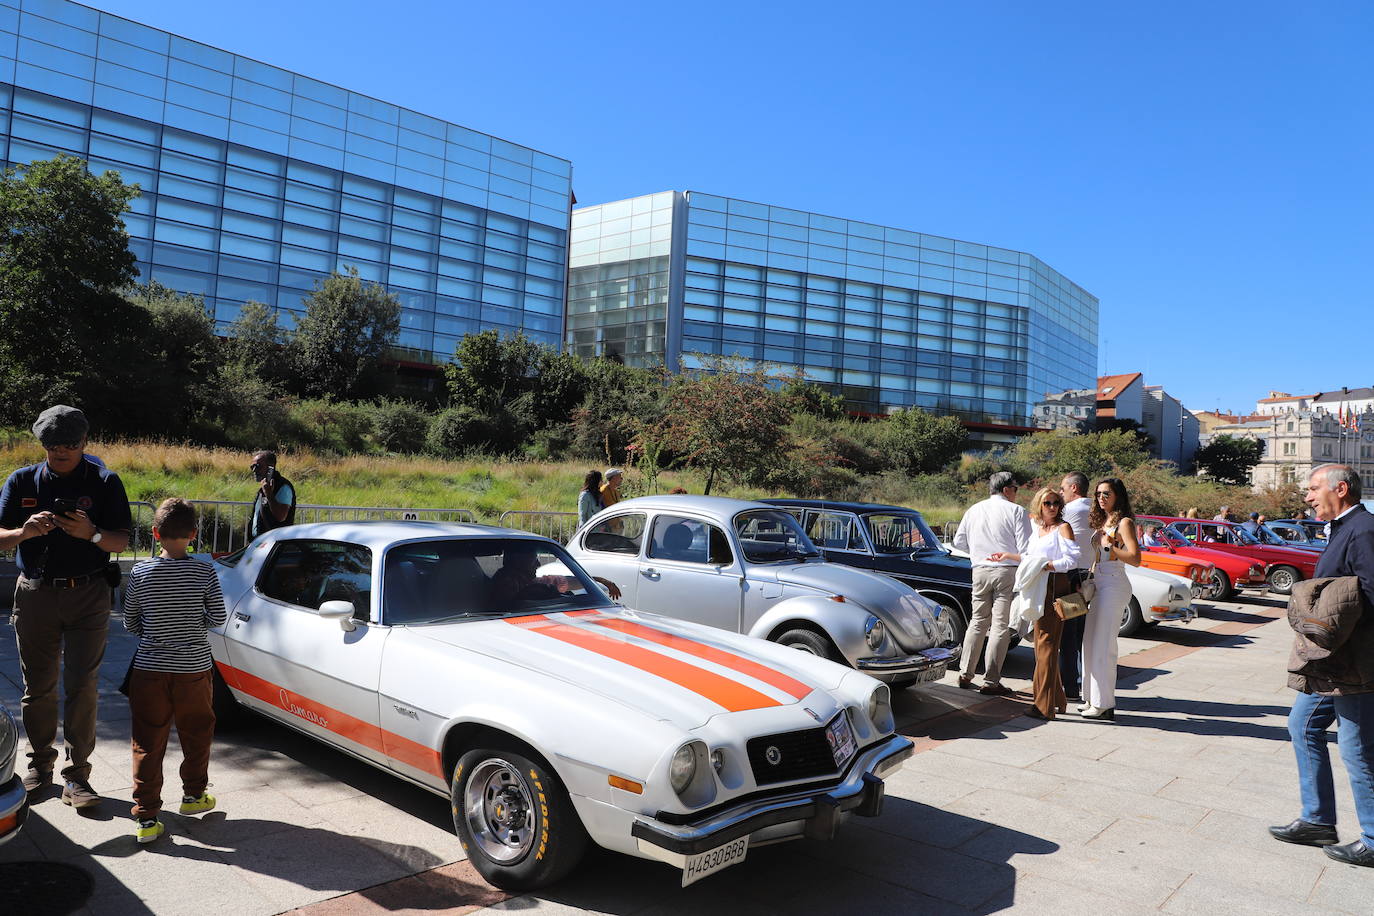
[589,617,812,700]
[508,615,781,712]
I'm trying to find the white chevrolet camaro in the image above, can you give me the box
[209,522,913,890]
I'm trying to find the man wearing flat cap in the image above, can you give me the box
[0,406,131,809]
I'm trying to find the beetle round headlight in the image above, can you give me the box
[865,616,885,651]
[867,684,894,733]
[669,743,697,795]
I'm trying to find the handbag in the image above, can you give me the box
[1054,591,1090,620]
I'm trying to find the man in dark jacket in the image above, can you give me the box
[249,451,296,539]
[1269,464,1374,867]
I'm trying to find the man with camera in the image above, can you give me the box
[0,405,131,808]
[249,451,296,539]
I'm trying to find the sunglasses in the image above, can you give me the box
[1095,492,1113,498]
[44,442,84,452]
[1043,500,1063,507]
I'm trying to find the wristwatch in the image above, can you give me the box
[90,530,104,545]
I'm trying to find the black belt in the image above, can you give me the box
[21,572,105,589]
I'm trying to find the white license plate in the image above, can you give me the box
[919,647,955,662]
[682,836,748,887]
[826,712,858,771]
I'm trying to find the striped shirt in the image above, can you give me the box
[123,556,227,673]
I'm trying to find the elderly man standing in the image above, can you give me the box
[0,406,131,808]
[952,471,1031,695]
[1269,464,1374,866]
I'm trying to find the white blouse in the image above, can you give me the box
[1024,527,1082,573]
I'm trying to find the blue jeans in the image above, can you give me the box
[1288,690,1374,845]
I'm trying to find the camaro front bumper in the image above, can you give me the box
[630,733,914,861]
[0,774,29,845]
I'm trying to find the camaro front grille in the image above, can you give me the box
[746,726,837,786]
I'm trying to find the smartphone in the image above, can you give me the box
[52,497,81,517]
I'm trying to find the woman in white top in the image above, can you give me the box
[989,487,1081,719]
[1081,477,1142,721]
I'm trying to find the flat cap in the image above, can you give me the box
[32,405,89,447]
[604,467,624,479]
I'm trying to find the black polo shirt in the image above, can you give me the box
[0,458,132,578]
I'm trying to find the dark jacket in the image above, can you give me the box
[251,470,296,537]
[1287,576,1373,695]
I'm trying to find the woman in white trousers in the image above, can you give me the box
[1080,477,1141,721]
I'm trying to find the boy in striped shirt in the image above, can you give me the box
[123,498,227,844]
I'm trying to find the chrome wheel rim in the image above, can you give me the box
[934,604,961,645]
[1271,569,1295,591]
[1206,573,1225,600]
[787,642,819,655]
[464,758,536,863]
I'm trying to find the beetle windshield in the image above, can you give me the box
[733,510,821,563]
[863,511,940,553]
[382,537,611,625]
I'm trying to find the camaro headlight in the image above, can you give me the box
[867,684,894,734]
[865,616,885,651]
[669,743,698,795]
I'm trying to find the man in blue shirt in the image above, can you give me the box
[0,406,131,809]
[1270,464,1374,867]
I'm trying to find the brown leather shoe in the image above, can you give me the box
[979,683,1015,697]
[61,780,101,809]
[957,675,975,690]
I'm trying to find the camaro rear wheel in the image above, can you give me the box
[776,627,843,663]
[1204,569,1232,601]
[1267,565,1299,595]
[452,746,588,891]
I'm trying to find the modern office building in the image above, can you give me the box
[568,191,1097,434]
[0,0,573,363]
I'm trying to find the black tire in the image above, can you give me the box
[1204,568,1232,601]
[1119,597,1145,637]
[1267,565,1299,596]
[452,745,588,891]
[211,664,243,727]
[889,675,920,689]
[776,627,844,663]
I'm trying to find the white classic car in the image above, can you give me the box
[567,496,959,687]
[0,701,25,845]
[209,522,913,890]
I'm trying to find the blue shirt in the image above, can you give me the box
[1315,504,1374,610]
[0,458,132,577]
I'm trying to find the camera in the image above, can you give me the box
[52,497,81,517]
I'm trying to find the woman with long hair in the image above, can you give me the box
[989,487,1081,719]
[1080,477,1141,721]
[577,469,603,526]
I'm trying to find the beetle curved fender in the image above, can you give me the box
[748,595,871,664]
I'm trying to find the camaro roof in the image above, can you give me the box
[764,498,923,515]
[254,520,551,550]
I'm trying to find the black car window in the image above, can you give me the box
[260,539,373,621]
[582,513,647,555]
[805,511,866,551]
[384,537,607,625]
[864,512,938,553]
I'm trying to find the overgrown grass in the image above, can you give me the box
[0,438,973,524]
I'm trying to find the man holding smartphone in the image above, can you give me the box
[249,451,296,540]
[0,405,131,809]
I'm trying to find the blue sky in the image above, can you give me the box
[96,0,1373,414]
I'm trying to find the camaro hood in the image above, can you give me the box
[772,563,942,650]
[412,608,834,730]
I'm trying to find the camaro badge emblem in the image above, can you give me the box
[803,707,823,723]
[765,746,782,765]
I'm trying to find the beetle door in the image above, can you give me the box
[634,513,743,633]
[575,512,647,606]
[219,538,389,765]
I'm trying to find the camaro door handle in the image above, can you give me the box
[641,567,660,579]
[234,611,252,622]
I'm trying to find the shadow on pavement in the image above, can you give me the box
[499,796,1055,915]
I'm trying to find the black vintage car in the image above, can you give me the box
[763,499,975,645]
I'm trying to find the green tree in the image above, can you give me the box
[289,267,401,400]
[0,154,139,422]
[1194,434,1264,486]
[654,358,793,494]
[879,407,969,475]
[782,376,846,420]
[121,282,222,436]
[568,357,666,464]
[1008,428,1151,483]
[225,299,287,386]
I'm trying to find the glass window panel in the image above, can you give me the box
[9,112,85,150]
[88,132,154,166]
[280,244,330,270]
[288,115,344,147]
[347,112,396,145]
[19,33,96,76]
[342,177,388,202]
[159,174,220,206]
[94,32,164,75]
[284,179,335,207]
[152,222,215,252]
[219,231,276,261]
[11,88,83,127]
[339,214,385,240]
[232,55,290,91]
[223,188,281,218]
[227,121,287,155]
[283,202,334,231]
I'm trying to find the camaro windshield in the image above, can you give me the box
[864,512,940,553]
[733,510,821,563]
[383,537,610,625]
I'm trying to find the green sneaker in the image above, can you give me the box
[135,819,164,844]
[179,792,216,815]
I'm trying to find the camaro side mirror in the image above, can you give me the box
[318,599,358,632]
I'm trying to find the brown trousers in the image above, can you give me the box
[129,669,215,820]
[1032,573,1073,718]
[12,577,110,781]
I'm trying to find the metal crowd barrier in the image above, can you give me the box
[183,500,480,555]
[498,510,581,544]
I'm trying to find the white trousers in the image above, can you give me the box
[1082,562,1130,709]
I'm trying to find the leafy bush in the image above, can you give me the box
[286,399,373,454]
[368,399,429,454]
[428,406,501,458]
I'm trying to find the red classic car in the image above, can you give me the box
[1137,519,1268,600]
[1139,516,1317,595]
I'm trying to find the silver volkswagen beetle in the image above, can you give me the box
[567,496,958,687]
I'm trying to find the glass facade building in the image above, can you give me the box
[569,191,1097,430]
[0,0,573,361]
